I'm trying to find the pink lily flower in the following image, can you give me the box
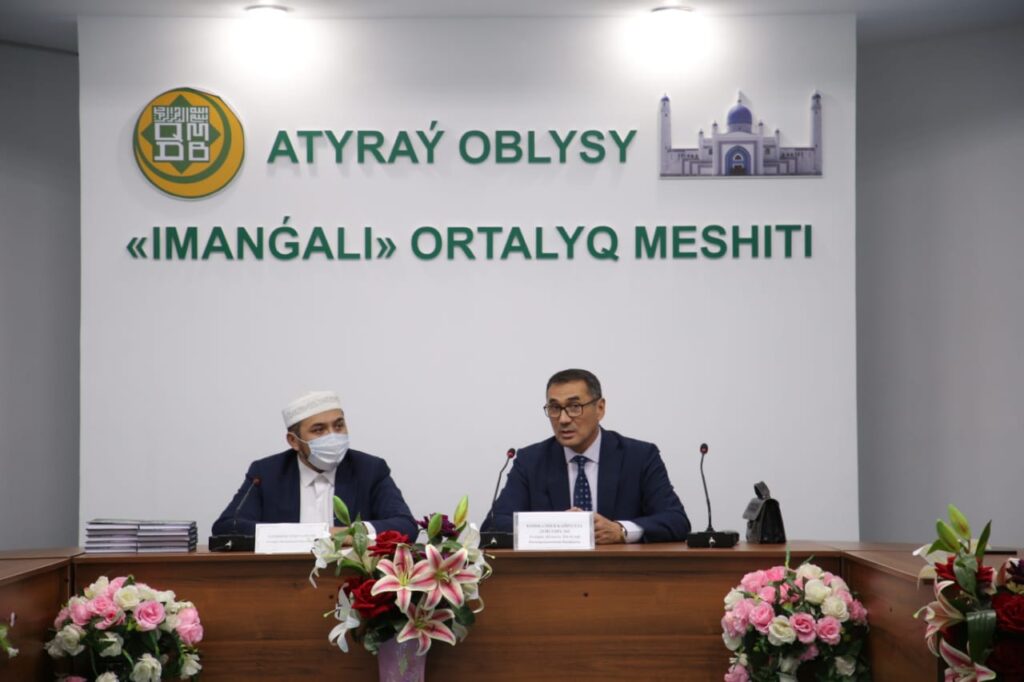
[420,545,479,610]
[371,545,433,614]
[939,639,996,682]
[396,605,457,655]
[915,580,966,656]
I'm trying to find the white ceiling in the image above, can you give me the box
[1,0,1023,53]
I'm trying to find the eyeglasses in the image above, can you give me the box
[543,397,601,419]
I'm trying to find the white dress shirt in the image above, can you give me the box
[297,456,376,536]
[298,457,337,526]
[563,429,644,543]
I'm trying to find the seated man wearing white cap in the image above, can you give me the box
[212,391,418,539]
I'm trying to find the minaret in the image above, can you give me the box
[811,91,822,174]
[711,122,720,175]
[660,94,672,175]
[698,128,705,154]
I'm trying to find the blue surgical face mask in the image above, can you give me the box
[300,432,349,471]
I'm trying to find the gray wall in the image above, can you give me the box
[0,42,80,550]
[857,24,1024,546]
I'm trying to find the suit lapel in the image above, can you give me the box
[545,439,571,511]
[332,457,359,523]
[284,454,301,521]
[596,430,622,518]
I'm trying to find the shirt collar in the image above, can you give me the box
[563,428,602,465]
[298,454,337,487]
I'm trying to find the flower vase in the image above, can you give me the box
[377,637,426,682]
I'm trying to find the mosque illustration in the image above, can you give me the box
[660,92,822,177]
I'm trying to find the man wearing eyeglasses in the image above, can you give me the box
[483,369,690,543]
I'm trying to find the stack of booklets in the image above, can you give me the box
[84,519,198,553]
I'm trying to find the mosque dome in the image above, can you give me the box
[727,102,753,133]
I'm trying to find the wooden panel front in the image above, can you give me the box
[435,549,842,682]
[74,553,376,680]
[843,551,939,682]
[73,545,840,681]
[0,558,70,680]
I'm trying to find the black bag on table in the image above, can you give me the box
[742,481,786,544]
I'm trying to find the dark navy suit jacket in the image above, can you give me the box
[212,449,417,538]
[482,429,690,543]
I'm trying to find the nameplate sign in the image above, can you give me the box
[513,511,595,551]
[254,523,329,554]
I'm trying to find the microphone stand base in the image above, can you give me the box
[480,531,514,549]
[686,530,739,548]
[208,534,255,552]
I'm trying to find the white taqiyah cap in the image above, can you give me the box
[282,391,343,428]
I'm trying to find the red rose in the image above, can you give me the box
[369,530,410,557]
[994,592,1024,635]
[934,557,993,589]
[985,635,1024,681]
[351,579,397,620]
[341,575,363,596]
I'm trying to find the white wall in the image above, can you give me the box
[857,23,1024,546]
[78,15,857,543]
[0,43,80,550]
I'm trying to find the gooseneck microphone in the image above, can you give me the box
[686,443,739,549]
[699,443,713,532]
[480,448,516,549]
[486,449,516,524]
[209,475,262,552]
[232,475,262,534]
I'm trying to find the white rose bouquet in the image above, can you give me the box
[47,575,202,681]
[721,556,870,681]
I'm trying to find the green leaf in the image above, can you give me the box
[954,556,978,597]
[927,539,950,556]
[948,504,971,540]
[339,557,368,574]
[363,624,393,655]
[975,521,992,562]
[965,609,997,663]
[936,520,960,552]
[333,496,351,527]
[427,512,442,539]
[948,595,971,614]
[453,604,476,627]
[352,522,369,556]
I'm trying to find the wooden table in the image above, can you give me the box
[0,540,980,680]
[0,547,81,560]
[0,557,70,680]
[73,542,845,681]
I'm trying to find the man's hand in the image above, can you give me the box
[593,512,626,545]
[567,509,625,544]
